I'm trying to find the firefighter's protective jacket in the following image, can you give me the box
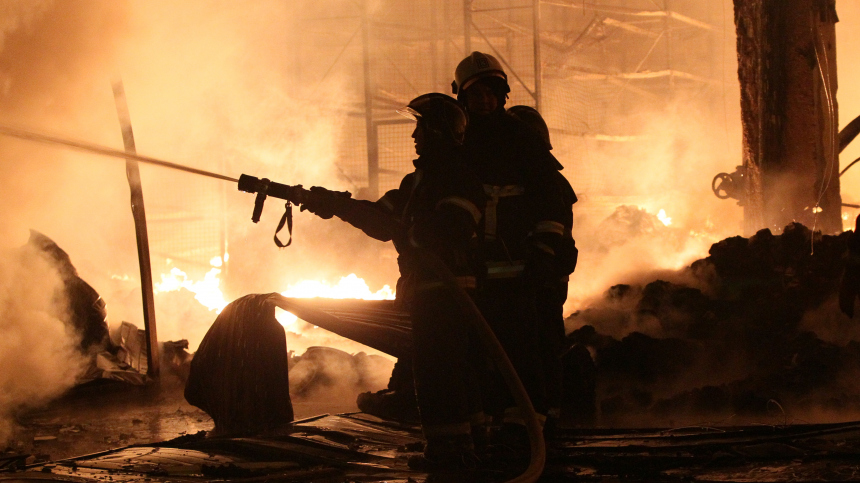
[554,169,578,277]
[335,146,485,302]
[463,110,569,284]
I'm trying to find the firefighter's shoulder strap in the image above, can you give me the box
[483,183,525,241]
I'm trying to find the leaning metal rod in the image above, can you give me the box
[0,123,238,183]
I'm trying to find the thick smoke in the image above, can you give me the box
[0,244,86,442]
[288,346,394,415]
[0,1,398,351]
[566,94,744,312]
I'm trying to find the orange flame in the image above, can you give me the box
[154,261,394,339]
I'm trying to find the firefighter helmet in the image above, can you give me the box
[396,93,468,146]
[507,105,552,150]
[452,51,510,96]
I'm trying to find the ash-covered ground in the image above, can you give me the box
[6,346,391,462]
[567,222,860,427]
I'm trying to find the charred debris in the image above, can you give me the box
[567,222,860,426]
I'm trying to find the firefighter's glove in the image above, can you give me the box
[522,242,558,293]
[300,186,341,220]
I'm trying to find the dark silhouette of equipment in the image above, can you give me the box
[237,175,352,222]
[711,165,748,204]
[237,174,352,246]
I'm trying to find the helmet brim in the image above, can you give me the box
[460,71,507,93]
[395,106,421,121]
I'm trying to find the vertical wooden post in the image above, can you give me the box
[733,0,841,234]
[113,81,160,378]
[362,3,379,200]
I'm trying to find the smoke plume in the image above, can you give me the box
[0,0,399,352]
[0,244,86,442]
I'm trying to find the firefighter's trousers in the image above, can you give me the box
[410,286,484,435]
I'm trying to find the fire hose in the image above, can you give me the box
[409,250,546,483]
[0,123,547,481]
[0,123,239,183]
[241,175,547,482]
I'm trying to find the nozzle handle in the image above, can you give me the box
[252,178,270,223]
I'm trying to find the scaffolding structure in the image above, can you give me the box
[296,0,725,200]
[145,0,728,271]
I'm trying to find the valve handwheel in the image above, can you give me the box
[712,173,733,199]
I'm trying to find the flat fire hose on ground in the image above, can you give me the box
[410,250,546,483]
[267,252,546,481]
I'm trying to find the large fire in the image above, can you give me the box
[153,256,395,355]
[274,275,395,333]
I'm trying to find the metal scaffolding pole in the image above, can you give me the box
[362,3,379,199]
[464,0,473,55]
[533,0,542,111]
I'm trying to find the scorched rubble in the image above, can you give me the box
[567,223,860,424]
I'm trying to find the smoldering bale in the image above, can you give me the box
[27,230,110,352]
[185,293,293,436]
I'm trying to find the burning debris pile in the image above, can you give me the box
[567,223,860,426]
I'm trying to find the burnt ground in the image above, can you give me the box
[8,401,860,482]
[5,376,361,463]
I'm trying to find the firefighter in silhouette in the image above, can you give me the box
[301,93,486,469]
[507,105,578,432]
[452,52,569,445]
[840,214,860,317]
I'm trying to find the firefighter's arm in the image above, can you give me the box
[337,197,402,242]
[523,172,569,288]
[301,186,401,241]
[409,196,482,250]
[523,221,565,289]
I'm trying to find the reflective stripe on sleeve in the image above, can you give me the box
[485,260,526,279]
[533,241,555,256]
[377,193,396,212]
[437,196,482,224]
[415,276,477,292]
[534,220,565,236]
